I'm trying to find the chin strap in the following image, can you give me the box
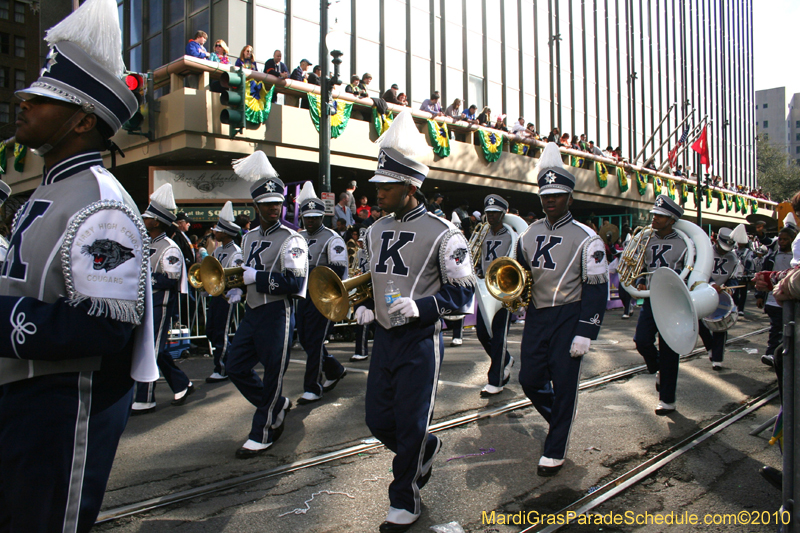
[106,139,125,170]
[30,108,89,157]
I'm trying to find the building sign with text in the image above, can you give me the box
[180,206,256,223]
[150,167,255,202]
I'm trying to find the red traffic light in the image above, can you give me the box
[125,73,144,91]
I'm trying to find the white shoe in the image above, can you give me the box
[655,400,675,415]
[516,319,525,325]
[450,338,462,346]
[350,353,368,361]
[131,401,156,411]
[712,361,722,370]
[503,356,515,381]
[621,314,630,319]
[206,372,228,383]
[537,456,565,476]
[480,384,504,397]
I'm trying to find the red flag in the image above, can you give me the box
[691,125,710,169]
[668,144,679,168]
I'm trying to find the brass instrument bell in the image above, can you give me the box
[485,257,531,311]
[197,256,245,297]
[309,266,373,322]
[188,263,204,290]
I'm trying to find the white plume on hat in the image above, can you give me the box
[296,181,318,204]
[785,212,798,231]
[730,223,749,244]
[232,151,279,182]
[219,201,235,223]
[535,142,566,175]
[150,183,176,210]
[375,109,430,161]
[45,0,126,78]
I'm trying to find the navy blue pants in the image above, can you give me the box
[698,321,727,362]
[732,283,747,314]
[206,295,233,375]
[446,317,463,340]
[476,306,512,387]
[619,285,632,314]
[634,298,679,404]
[355,322,374,357]
[0,371,133,532]
[765,304,783,356]
[519,302,583,460]
[365,320,443,516]
[296,299,344,396]
[135,296,190,403]
[227,300,294,444]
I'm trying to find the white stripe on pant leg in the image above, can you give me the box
[261,300,292,444]
[316,318,333,388]
[499,310,511,385]
[560,357,584,461]
[62,372,92,533]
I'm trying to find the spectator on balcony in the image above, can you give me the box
[420,93,444,116]
[263,49,288,78]
[444,98,462,120]
[358,73,373,95]
[588,141,604,156]
[212,40,230,64]
[547,127,560,143]
[579,134,588,150]
[571,135,581,150]
[526,123,539,139]
[493,115,509,132]
[290,59,311,82]
[559,133,570,147]
[461,104,479,124]
[308,65,322,86]
[477,106,491,126]
[235,45,258,71]
[603,145,614,158]
[346,74,368,98]
[612,146,623,161]
[186,30,211,59]
[382,83,402,105]
[397,92,409,106]
[511,117,527,136]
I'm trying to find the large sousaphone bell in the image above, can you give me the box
[308,266,373,322]
[190,256,246,297]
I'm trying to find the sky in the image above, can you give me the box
[753,0,800,95]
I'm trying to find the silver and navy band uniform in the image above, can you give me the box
[226,174,309,448]
[698,244,739,364]
[709,247,739,287]
[0,180,10,264]
[206,240,243,375]
[297,222,347,397]
[635,230,688,288]
[213,240,244,269]
[479,225,515,277]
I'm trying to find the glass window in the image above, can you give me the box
[147,34,163,70]
[148,0,162,37]
[467,31,482,76]
[355,0,379,42]
[190,0,207,14]
[167,0,183,26]
[486,40,501,83]
[167,22,185,62]
[291,17,319,69]
[384,48,405,96]
[763,102,768,109]
[796,146,800,154]
[0,33,8,54]
[444,0,461,24]
[0,103,8,124]
[130,0,142,45]
[505,45,519,90]
[0,67,6,88]
[189,9,209,43]
[446,67,463,104]
[14,68,23,90]
[410,0,427,9]
[796,133,800,141]
[13,1,22,23]
[763,120,768,128]
[257,0,286,10]
[14,36,23,57]
[129,44,142,72]
[504,0,518,47]
[328,0,350,31]
[0,1,8,19]
[796,120,799,128]
[506,88,519,121]
[467,75,484,112]
[410,8,430,58]
[14,103,19,120]
[444,21,461,67]
[385,0,406,51]
[356,37,380,89]
[410,56,430,108]
[465,0,482,33]
[521,53,535,97]
[254,7,286,69]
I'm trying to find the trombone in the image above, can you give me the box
[188,256,245,297]
[485,256,532,312]
[308,266,373,322]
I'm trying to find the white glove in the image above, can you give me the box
[355,306,375,325]
[570,335,591,357]
[242,266,258,285]
[226,288,243,304]
[387,297,419,318]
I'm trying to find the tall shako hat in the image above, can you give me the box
[16,0,138,136]
[783,212,799,233]
[650,194,684,221]
[232,151,285,203]
[716,227,736,252]
[142,183,177,225]
[0,181,10,205]
[213,201,240,236]
[296,181,324,217]
[369,110,431,188]
[484,194,508,213]
[536,142,575,195]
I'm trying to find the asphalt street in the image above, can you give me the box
[96,298,782,532]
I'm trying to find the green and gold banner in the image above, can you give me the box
[511,142,529,155]
[479,129,503,163]
[725,193,733,212]
[636,170,648,195]
[680,183,689,205]
[13,143,26,172]
[653,176,663,196]
[616,166,629,193]
[427,120,451,158]
[308,92,353,138]
[751,199,758,214]
[595,162,608,188]
[667,179,677,200]
[571,155,585,168]
[245,81,274,124]
[705,190,712,208]
[372,108,393,136]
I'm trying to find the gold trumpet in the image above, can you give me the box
[485,256,532,312]
[195,256,245,297]
[308,266,372,322]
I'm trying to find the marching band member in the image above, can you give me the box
[225,152,308,458]
[296,184,347,405]
[698,227,740,370]
[476,194,515,397]
[758,220,797,368]
[205,201,243,383]
[633,194,688,415]
[0,0,157,527]
[357,111,476,532]
[352,229,373,361]
[516,142,608,476]
[134,184,192,414]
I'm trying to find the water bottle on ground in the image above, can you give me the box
[385,279,406,327]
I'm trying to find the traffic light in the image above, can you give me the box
[123,72,145,133]
[220,68,246,138]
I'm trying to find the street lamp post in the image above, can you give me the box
[319,1,346,196]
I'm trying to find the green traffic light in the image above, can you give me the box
[219,67,246,137]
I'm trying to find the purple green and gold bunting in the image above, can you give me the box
[427,119,451,158]
[595,162,608,188]
[705,190,712,208]
[13,143,26,172]
[636,170,648,195]
[245,81,274,124]
[511,142,529,155]
[571,155,585,168]
[372,107,393,136]
[751,199,758,214]
[616,166,628,193]
[667,179,677,200]
[679,183,688,205]
[479,129,503,163]
[307,92,353,138]
[653,176,663,196]
[725,193,733,212]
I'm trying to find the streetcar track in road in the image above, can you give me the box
[527,387,779,533]
[96,327,769,525]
